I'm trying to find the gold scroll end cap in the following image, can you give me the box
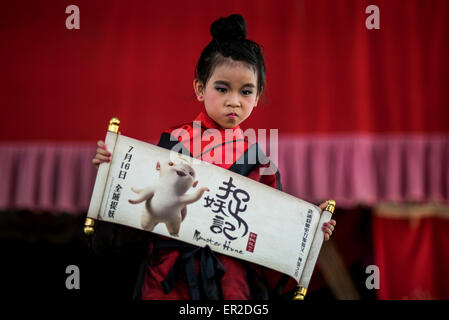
[293,287,307,301]
[325,199,336,214]
[84,226,94,235]
[108,117,120,133]
[84,218,95,235]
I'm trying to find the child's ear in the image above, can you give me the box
[193,79,204,101]
[193,181,198,188]
[254,95,260,108]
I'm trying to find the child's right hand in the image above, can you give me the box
[92,140,111,168]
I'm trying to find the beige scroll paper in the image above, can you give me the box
[85,118,335,300]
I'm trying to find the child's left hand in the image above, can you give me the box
[318,201,336,241]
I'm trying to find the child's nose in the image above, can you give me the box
[225,93,241,108]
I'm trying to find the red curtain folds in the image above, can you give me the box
[2,136,447,213]
[373,208,449,299]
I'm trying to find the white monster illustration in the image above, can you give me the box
[128,159,209,236]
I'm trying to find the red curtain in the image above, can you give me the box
[373,209,449,299]
[1,0,449,300]
[1,0,448,142]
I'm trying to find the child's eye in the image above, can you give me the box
[215,87,227,93]
[242,90,253,96]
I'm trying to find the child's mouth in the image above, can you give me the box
[226,113,238,119]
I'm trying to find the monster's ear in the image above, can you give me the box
[193,181,198,188]
[156,161,161,170]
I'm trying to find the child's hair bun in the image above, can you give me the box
[210,14,247,42]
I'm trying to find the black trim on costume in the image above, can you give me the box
[228,143,260,176]
[255,146,283,191]
[155,238,225,300]
[132,255,150,300]
[228,143,283,191]
[273,166,283,191]
[157,132,193,157]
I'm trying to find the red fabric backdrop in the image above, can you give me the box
[1,0,448,142]
[373,211,449,299]
[1,0,449,300]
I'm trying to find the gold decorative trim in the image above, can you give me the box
[293,286,307,300]
[108,117,120,133]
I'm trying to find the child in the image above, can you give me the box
[92,14,336,300]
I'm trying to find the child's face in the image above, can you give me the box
[194,61,259,129]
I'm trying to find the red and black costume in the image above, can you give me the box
[89,111,292,300]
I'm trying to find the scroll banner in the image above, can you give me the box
[87,131,332,291]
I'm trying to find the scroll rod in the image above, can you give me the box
[83,117,120,235]
[293,199,336,300]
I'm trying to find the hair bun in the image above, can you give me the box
[210,14,247,42]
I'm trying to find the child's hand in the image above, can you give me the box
[318,201,336,241]
[92,140,111,168]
